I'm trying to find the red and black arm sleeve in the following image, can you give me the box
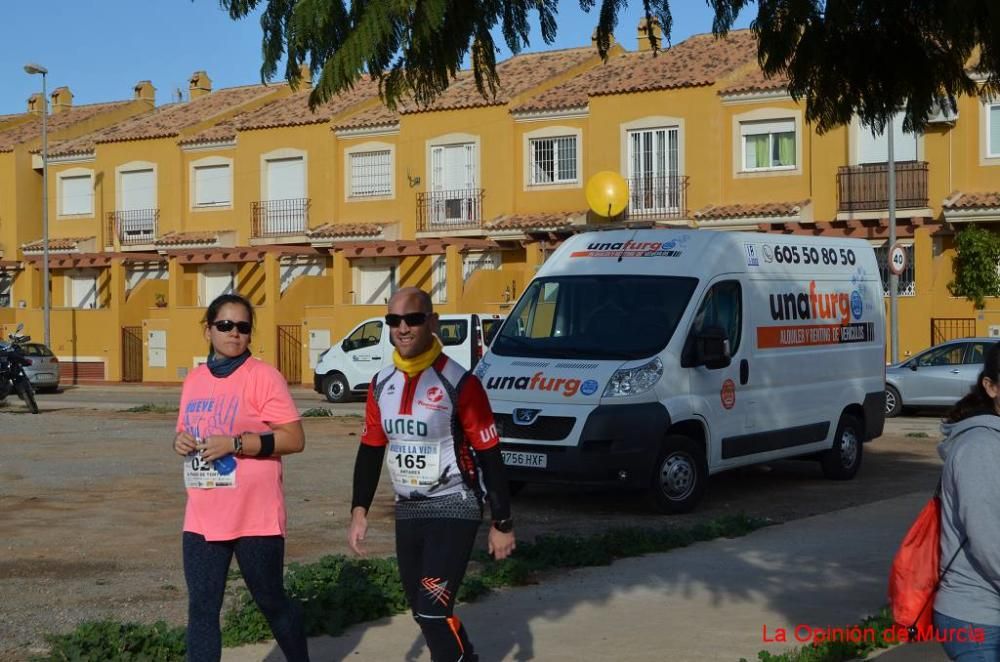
[457,375,511,521]
[351,377,388,513]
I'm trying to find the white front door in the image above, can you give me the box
[430,144,477,224]
[627,128,680,214]
[119,169,156,241]
[68,270,99,309]
[265,157,306,233]
[200,268,235,307]
[355,259,396,305]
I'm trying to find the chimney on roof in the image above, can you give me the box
[189,70,212,100]
[133,80,156,105]
[591,27,617,53]
[27,92,45,115]
[637,17,663,52]
[50,86,74,114]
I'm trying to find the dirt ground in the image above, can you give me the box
[0,407,944,660]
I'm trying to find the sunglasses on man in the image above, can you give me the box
[385,312,429,328]
[211,320,252,335]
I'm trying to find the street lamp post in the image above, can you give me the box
[24,63,49,348]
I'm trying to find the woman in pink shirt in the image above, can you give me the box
[171,293,309,662]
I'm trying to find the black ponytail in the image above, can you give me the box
[946,341,1000,422]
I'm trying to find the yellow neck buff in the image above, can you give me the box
[393,336,443,377]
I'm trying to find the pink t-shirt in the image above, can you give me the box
[176,358,300,541]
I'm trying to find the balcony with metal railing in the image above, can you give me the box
[251,198,310,238]
[836,161,929,213]
[107,209,158,246]
[417,189,485,232]
[623,175,689,221]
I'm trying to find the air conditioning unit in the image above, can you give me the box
[989,325,1000,338]
[926,96,959,125]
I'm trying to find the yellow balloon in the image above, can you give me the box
[585,171,629,217]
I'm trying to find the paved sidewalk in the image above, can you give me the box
[223,492,950,661]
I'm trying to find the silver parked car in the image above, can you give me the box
[20,343,60,392]
[884,337,995,417]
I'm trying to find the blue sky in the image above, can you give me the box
[2,1,753,114]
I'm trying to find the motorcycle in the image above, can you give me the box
[0,323,39,414]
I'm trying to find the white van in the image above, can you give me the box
[476,229,885,513]
[314,313,504,402]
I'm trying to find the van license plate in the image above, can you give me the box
[502,450,547,468]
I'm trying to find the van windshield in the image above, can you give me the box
[491,276,698,360]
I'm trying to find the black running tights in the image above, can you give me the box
[182,532,309,662]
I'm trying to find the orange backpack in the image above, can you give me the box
[888,487,966,641]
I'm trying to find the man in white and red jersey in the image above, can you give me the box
[348,287,515,662]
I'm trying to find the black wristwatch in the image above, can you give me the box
[492,518,514,533]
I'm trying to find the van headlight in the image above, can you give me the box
[603,357,663,398]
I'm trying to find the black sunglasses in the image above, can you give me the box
[211,320,252,335]
[385,312,428,328]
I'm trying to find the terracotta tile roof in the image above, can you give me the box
[0,101,132,153]
[514,30,757,113]
[694,200,809,220]
[333,104,400,132]
[944,191,1000,210]
[177,116,240,146]
[239,79,383,130]
[91,85,275,145]
[720,66,789,96]
[486,211,585,232]
[153,232,222,247]
[307,222,387,239]
[21,236,93,252]
[399,47,596,114]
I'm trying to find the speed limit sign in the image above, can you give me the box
[888,242,908,276]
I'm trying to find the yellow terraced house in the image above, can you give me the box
[0,22,998,384]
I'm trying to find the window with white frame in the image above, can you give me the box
[462,251,500,282]
[741,119,796,171]
[59,173,93,216]
[354,258,397,305]
[431,255,447,304]
[529,135,577,185]
[989,102,1000,157]
[193,163,232,207]
[858,111,919,163]
[350,150,392,198]
[0,273,11,307]
[874,243,916,296]
[68,270,99,309]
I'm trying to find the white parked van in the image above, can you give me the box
[314,313,504,402]
[476,229,885,513]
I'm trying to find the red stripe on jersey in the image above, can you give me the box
[457,375,499,450]
[399,373,419,415]
[361,379,388,447]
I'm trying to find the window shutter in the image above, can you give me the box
[61,174,92,215]
[194,164,231,206]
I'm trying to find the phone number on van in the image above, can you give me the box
[762,245,856,267]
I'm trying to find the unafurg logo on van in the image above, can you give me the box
[486,372,597,398]
[570,235,690,259]
[768,280,862,326]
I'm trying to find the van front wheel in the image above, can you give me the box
[647,436,707,514]
[821,414,863,480]
[322,373,351,403]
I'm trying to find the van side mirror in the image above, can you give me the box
[341,340,351,352]
[909,362,918,371]
[695,326,732,370]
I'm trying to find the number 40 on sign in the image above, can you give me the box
[888,242,908,276]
